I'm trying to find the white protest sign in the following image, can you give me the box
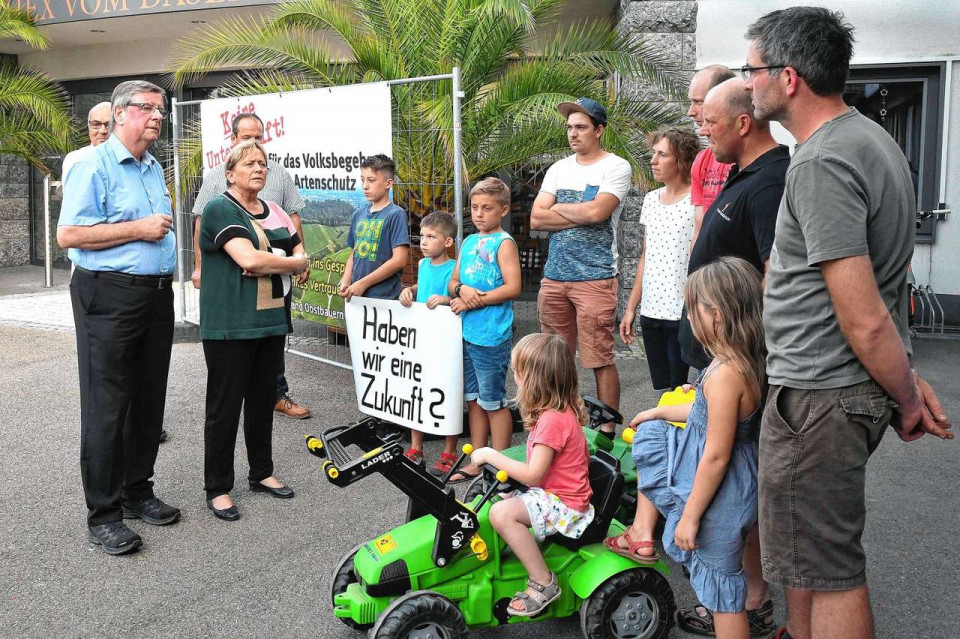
[199,83,392,328]
[345,297,463,436]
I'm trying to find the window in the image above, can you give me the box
[844,64,944,242]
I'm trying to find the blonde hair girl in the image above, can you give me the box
[469,333,595,618]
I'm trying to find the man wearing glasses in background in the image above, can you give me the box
[60,101,111,185]
[58,80,181,556]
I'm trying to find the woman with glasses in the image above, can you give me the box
[619,126,701,392]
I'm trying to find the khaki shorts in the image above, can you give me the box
[537,277,617,369]
[758,380,892,591]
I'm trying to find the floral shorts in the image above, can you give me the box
[517,488,595,542]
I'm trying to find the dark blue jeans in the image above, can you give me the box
[639,315,688,392]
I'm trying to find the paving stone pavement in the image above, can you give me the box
[1,265,956,638]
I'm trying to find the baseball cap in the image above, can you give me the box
[557,97,608,127]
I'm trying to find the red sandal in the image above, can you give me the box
[603,531,660,564]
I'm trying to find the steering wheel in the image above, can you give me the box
[583,395,624,429]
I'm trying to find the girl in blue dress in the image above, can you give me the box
[620,256,766,639]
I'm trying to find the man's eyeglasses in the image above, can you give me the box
[88,120,109,130]
[739,65,786,80]
[128,102,168,118]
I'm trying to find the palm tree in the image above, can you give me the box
[0,4,77,172]
[168,0,686,215]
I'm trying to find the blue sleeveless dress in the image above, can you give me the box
[632,366,760,613]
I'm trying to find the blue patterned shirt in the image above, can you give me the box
[539,153,632,281]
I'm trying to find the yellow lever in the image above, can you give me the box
[622,428,636,444]
[496,470,508,483]
[462,444,474,455]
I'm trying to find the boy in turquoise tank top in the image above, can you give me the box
[399,211,459,475]
[447,178,522,483]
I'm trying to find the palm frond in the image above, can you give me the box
[0,4,48,50]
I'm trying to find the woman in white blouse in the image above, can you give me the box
[620,127,701,390]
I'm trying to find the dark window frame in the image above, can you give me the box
[847,63,945,243]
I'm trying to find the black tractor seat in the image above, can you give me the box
[553,449,624,551]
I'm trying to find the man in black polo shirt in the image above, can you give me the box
[679,78,789,372]
[673,77,788,636]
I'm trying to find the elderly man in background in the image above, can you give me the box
[61,101,111,185]
[191,113,312,420]
[57,80,181,556]
[686,65,737,249]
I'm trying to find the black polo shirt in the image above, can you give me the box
[680,144,790,370]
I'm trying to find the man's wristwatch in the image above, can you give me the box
[454,283,463,298]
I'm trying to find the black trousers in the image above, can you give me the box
[203,336,284,498]
[639,314,689,392]
[70,269,174,526]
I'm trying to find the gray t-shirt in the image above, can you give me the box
[192,159,305,217]
[765,108,914,389]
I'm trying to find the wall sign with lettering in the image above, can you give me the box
[10,0,275,25]
[345,297,463,436]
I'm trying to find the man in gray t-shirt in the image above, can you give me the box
[744,8,952,639]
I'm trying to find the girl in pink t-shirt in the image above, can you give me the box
[469,333,594,617]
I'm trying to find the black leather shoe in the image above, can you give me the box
[249,481,295,499]
[206,498,240,521]
[88,521,143,555]
[123,497,181,526]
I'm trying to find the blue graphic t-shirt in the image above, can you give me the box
[539,153,632,281]
[347,202,410,299]
[416,258,456,302]
[459,231,514,346]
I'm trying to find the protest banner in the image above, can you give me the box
[199,83,392,328]
[345,297,463,436]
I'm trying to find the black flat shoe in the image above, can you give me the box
[206,498,240,521]
[249,481,295,499]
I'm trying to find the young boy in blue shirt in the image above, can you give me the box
[447,178,522,483]
[399,211,459,474]
[338,154,410,301]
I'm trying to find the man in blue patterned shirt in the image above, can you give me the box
[531,98,632,435]
[58,80,181,556]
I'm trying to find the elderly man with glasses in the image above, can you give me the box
[57,80,181,556]
[60,101,111,186]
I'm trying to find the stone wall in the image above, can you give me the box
[0,155,31,267]
[615,1,698,323]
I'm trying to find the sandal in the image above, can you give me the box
[447,467,481,484]
[506,572,561,617]
[676,600,775,637]
[603,531,660,564]
[428,452,459,477]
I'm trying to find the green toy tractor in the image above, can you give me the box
[306,413,677,638]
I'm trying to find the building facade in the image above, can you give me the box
[2,0,957,326]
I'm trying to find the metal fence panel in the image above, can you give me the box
[172,74,465,370]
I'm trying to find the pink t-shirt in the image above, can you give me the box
[690,148,732,211]
[526,408,592,512]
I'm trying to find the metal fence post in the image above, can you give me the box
[43,174,53,288]
[171,97,188,323]
[452,66,464,250]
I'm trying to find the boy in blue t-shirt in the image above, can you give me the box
[399,211,458,474]
[339,154,410,301]
[447,178,521,483]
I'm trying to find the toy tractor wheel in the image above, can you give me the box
[580,568,676,639]
[369,591,467,639]
[330,543,372,631]
[464,475,488,504]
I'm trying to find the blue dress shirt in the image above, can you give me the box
[59,135,176,275]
